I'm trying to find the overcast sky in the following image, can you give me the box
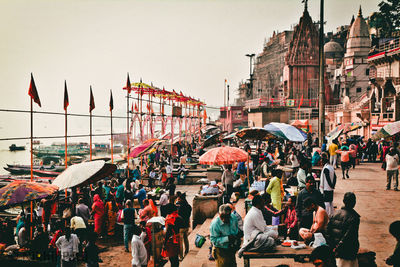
[0,0,379,115]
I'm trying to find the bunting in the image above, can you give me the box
[28,73,41,107]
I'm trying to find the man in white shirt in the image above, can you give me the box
[159,191,169,218]
[131,225,147,267]
[243,195,278,246]
[319,153,337,216]
[166,163,173,178]
[56,227,80,265]
[386,147,399,191]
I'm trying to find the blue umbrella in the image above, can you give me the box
[264,122,307,142]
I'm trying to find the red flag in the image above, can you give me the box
[28,73,41,107]
[109,90,114,112]
[89,86,95,112]
[63,81,69,111]
[131,103,134,113]
[298,94,303,109]
[134,103,138,112]
[146,103,150,111]
[126,73,132,94]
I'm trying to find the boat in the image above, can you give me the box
[32,144,90,157]
[6,164,65,172]
[4,164,65,175]
[9,144,25,151]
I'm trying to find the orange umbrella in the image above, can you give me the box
[199,146,248,165]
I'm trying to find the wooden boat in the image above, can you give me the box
[9,144,25,151]
[6,164,65,172]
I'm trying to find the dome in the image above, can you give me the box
[324,40,343,53]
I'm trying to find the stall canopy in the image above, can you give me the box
[235,127,275,141]
[372,121,400,140]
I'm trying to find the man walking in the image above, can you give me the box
[210,204,239,267]
[386,147,399,191]
[326,192,360,267]
[319,153,337,216]
[328,140,339,169]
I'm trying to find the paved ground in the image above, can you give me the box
[98,162,397,266]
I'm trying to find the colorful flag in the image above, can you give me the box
[28,73,41,107]
[126,73,132,94]
[89,86,95,112]
[63,81,69,111]
[134,103,138,112]
[109,90,114,111]
[298,94,303,109]
[146,103,150,111]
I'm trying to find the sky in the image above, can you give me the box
[0,0,380,141]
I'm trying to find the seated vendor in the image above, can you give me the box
[299,197,328,243]
[240,195,278,255]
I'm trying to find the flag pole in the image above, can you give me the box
[30,97,33,240]
[64,99,68,203]
[90,109,92,161]
[111,110,113,164]
[126,75,130,179]
[110,90,114,164]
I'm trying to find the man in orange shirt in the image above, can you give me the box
[336,146,355,179]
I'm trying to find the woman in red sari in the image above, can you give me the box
[91,194,105,236]
[162,205,183,267]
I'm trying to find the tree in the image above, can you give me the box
[370,0,400,37]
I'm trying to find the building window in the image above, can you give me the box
[356,87,362,93]
[366,69,370,76]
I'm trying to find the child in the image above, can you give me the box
[387,220,400,267]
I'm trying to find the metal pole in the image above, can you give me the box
[30,98,33,239]
[318,0,325,146]
[111,108,113,164]
[127,89,130,178]
[90,111,93,161]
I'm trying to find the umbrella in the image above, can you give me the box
[199,146,248,165]
[53,160,116,190]
[235,127,275,141]
[327,121,364,139]
[372,121,400,140]
[0,181,58,207]
[129,141,157,158]
[202,131,227,148]
[264,122,306,142]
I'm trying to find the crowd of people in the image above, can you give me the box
[209,134,400,267]
[0,133,399,267]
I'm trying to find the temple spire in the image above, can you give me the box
[302,0,308,11]
[358,5,362,17]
